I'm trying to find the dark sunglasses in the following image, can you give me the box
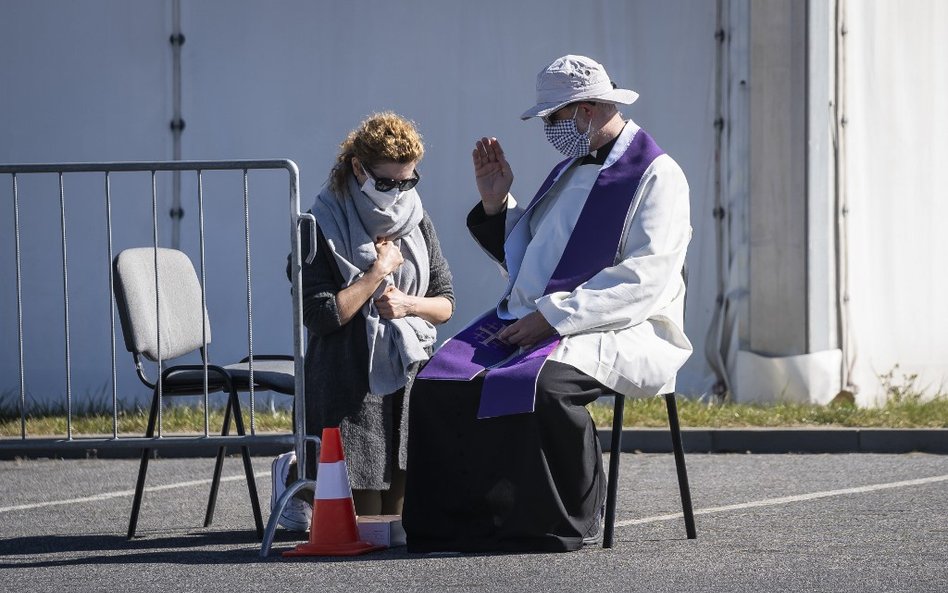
[540,100,597,125]
[363,164,421,192]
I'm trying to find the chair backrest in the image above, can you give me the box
[113,247,211,362]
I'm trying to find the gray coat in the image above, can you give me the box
[289,211,454,489]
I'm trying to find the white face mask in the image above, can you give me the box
[360,176,404,209]
[358,163,408,209]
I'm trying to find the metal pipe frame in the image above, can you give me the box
[258,158,313,556]
[0,159,304,459]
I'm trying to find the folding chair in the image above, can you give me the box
[113,247,294,539]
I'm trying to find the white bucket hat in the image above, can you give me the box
[521,55,639,120]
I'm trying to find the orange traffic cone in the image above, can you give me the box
[283,427,386,557]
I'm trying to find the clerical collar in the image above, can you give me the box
[580,135,619,166]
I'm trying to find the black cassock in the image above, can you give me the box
[402,360,607,553]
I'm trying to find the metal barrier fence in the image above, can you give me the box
[0,160,307,461]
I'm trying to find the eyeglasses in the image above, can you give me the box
[541,111,569,126]
[363,164,421,192]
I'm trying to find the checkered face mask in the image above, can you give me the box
[544,106,592,157]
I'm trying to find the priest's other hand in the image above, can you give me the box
[499,311,556,349]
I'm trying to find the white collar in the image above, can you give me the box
[602,120,641,170]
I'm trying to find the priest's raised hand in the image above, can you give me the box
[473,136,514,215]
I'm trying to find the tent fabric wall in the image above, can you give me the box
[0,1,171,405]
[0,0,720,406]
[706,0,948,406]
[842,0,948,404]
[180,0,720,398]
[6,1,946,409]
[720,1,844,405]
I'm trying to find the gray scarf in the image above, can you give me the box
[312,175,435,395]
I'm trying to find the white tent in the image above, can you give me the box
[1,0,945,408]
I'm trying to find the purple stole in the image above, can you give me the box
[419,129,664,418]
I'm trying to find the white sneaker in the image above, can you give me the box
[270,451,294,510]
[582,504,605,546]
[280,497,313,532]
[271,451,312,531]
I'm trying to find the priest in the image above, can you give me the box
[403,54,693,552]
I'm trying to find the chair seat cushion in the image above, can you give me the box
[223,359,295,395]
[163,359,295,395]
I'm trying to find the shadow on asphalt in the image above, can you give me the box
[0,528,592,568]
[0,529,302,566]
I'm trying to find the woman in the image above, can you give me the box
[275,112,454,529]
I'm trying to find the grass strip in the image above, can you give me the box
[587,396,948,429]
[0,405,293,438]
[1,395,946,437]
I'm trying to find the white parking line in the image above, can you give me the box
[615,473,948,527]
[0,471,271,514]
[3,471,946,524]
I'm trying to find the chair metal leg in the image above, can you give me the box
[128,391,160,539]
[204,395,233,528]
[664,393,696,539]
[603,394,625,548]
[230,392,264,539]
[127,448,151,540]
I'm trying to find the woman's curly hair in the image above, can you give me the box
[329,112,425,196]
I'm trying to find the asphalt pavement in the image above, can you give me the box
[1,452,946,592]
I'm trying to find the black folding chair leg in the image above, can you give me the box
[664,393,696,539]
[127,448,151,540]
[204,396,234,528]
[128,392,160,539]
[230,392,264,539]
[603,394,625,548]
